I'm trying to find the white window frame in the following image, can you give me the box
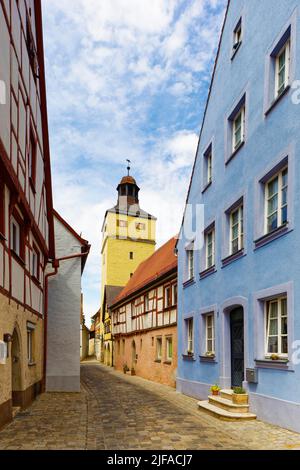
[27,325,35,364]
[187,318,194,354]
[232,106,245,152]
[171,283,177,306]
[145,293,150,312]
[275,40,290,98]
[187,247,194,280]
[230,204,243,255]
[205,229,215,269]
[166,336,173,362]
[264,167,288,234]
[265,296,288,358]
[164,285,171,309]
[156,337,162,360]
[233,19,242,50]
[206,151,212,185]
[32,247,39,279]
[11,217,20,256]
[205,314,215,355]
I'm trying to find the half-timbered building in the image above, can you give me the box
[0,1,54,428]
[111,237,177,387]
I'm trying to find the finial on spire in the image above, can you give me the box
[126,159,131,176]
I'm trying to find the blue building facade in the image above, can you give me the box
[177,0,300,432]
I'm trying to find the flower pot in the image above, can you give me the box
[232,393,248,405]
[212,390,220,396]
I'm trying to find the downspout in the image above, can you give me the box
[42,249,89,392]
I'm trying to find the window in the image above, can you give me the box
[230,204,243,254]
[206,314,215,354]
[117,340,120,355]
[166,337,173,362]
[145,293,150,312]
[32,245,40,280]
[117,220,128,228]
[122,339,125,354]
[233,18,242,52]
[265,168,288,234]
[205,228,215,269]
[187,318,194,354]
[129,251,134,260]
[26,15,39,79]
[232,106,245,152]
[203,145,213,187]
[27,324,35,364]
[164,285,172,309]
[29,129,37,187]
[186,245,194,280]
[275,40,290,98]
[265,297,288,357]
[136,223,145,231]
[156,337,162,361]
[171,283,177,306]
[11,217,21,256]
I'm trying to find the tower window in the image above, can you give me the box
[130,273,133,278]
[136,223,145,231]
[129,252,134,260]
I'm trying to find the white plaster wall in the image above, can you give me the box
[46,217,83,392]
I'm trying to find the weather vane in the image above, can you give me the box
[126,159,131,176]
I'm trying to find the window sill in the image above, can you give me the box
[222,249,245,268]
[163,360,172,365]
[199,355,217,363]
[254,223,290,250]
[11,250,26,267]
[265,85,290,117]
[255,359,291,371]
[202,181,212,194]
[182,354,196,361]
[199,266,216,280]
[231,41,242,60]
[183,278,195,289]
[225,141,245,165]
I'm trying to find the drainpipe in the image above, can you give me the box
[42,249,89,392]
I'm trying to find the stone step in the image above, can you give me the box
[12,407,21,419]
[208,395,249,413]
[198,400,256,421]
[220,389,234,401]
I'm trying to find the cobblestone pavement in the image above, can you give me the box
[1,360,300,450]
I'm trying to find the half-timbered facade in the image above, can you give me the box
[111,237,177,387]
[0,1,54,428]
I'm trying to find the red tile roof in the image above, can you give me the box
[112,236,177,306]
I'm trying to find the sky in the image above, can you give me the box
[42,0,227,326]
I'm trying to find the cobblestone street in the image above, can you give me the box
[1,361,300,450]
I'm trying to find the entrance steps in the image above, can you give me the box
[12,407,21,419]
[198,389,257,421]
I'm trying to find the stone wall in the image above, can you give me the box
[0,293,43,428]
[114,325,177,388]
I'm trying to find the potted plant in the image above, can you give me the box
[210,384,221,396]
[205,351,215,358]
[270,354,279,361]
[232,387,248,405]
[123,364,129,374]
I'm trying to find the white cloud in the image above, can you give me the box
[43,0,227,325]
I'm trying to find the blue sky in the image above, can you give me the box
[42,0,226,325]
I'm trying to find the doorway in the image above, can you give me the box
[131,340,136,369]
[11,329,22,407]
[230,308,244,388]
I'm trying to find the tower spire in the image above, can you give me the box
[126,159,131,176]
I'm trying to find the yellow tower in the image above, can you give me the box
[100,170,156,365]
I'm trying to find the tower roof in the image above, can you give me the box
[119,175,137,186]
